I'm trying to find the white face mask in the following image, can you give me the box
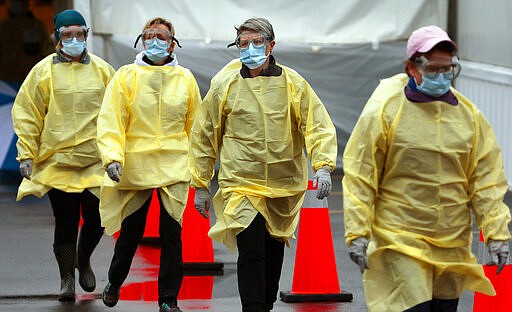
[61,38,86,57]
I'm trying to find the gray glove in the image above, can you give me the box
[312,166,332,199]
[348,237,369,273]
[19,159,33,180]
[194,188,211,218]
[106,161,122,182]
[487,239,509,274]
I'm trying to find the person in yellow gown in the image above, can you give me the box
[190,17,337,312]
[12,9,115,302]
[343,25,511,312]
[97,17,200,312]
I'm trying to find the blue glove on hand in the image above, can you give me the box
[312,166,332,199]
[194,188,211,218]
[348,237,369,273]
[487,239,509,274]
[19,159,33,180]
[107,161,122,182]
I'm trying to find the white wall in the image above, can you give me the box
[454,0,512,189]
[455,61,512,189]
[455,0,512,68]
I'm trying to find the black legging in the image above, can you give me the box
[47,188,103,246]
[237,213,285,312]
[107,191,183,307]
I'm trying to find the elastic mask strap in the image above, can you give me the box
[133,34,142,48]
[172,37,182,48]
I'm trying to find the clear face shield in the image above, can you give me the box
[133,27,181,48]
[58,25,89,43]
[227,32,271,49]
[414,55,461,80]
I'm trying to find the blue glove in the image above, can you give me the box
[107,161,122,182]
[312,166,332,199]
[487,239,509,274]
[348,237,369,273]
[19,159,33,180]
[194,188,211,218]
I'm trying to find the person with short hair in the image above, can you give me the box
[343,25,511,312]
[190,17,337,312]
[12,9,115,302]
[97,17,200,312]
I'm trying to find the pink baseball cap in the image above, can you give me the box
[406,25,456,59]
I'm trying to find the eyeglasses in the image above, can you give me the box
[227,32,271,49]
[58,26,88,43]
[133,28,181,48]
[414,55,461,79]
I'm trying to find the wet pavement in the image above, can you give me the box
[1,173,510,312]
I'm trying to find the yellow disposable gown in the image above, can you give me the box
[190,59,337,251]
[97,61,201,235]
[12,53,115,200]
[343,73,511,311]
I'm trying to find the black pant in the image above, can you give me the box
[404,298,459,312]
[237,213,285,312]
[47,188,103,246]
[107,191,183,307]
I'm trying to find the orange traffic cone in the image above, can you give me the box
[141,189,160,242]
[178,275,215,300]
[473,231,512,311]
[280,166,352,302]
[141,188,223,272]
[182,188,223,272]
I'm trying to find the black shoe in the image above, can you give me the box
[102,282,120,307]
[76,261,96,292]
[159,303,183,312]
[53,244,76,302]
[58,272,75,302]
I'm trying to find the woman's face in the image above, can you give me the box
[142,23,175,52]
[409,49,454,85]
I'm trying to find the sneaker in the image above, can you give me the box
[102,282,120,307]
[159,302,183,312]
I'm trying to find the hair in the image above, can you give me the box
[235,17,275,41]
[142,17,175,37]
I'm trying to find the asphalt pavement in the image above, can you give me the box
[0,172,510,312]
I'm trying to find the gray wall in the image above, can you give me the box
[451,0,512,67]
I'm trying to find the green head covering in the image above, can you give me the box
[54,9,87,42]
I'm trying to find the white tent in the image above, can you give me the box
[74,0,449,170]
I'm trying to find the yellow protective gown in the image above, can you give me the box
[343,73,511,311]
[97,57,201,235]
[190,59,337,251]
[12,53,115,200]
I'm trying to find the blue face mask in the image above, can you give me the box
[144,38,170,62]
[240,43,268,69]
[416,73,453,97]
[61,38,86,57]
